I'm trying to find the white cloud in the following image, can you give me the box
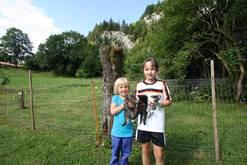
[0,0,62,52]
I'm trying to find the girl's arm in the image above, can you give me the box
[159,82,172,107]
[160,99,172,107]
[110,103,124,115]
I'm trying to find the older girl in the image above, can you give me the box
[136,57,172,165]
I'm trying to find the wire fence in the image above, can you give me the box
[167,78,247,103]
[0,79,246,163]
[0,80,103,142]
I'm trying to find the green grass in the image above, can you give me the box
[165,103,247,165]
[0,125,111,164]
[1,66,247,165]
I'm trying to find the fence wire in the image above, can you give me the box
[0,80,246,163]
[0,80,103,140]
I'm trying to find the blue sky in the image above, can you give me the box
[0,0,160,52]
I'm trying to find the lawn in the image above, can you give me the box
[0,66,246,165]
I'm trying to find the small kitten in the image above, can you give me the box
[147,95,162,118]
[122,95,138,126]
[122,95,148,126]
[122,95,160,126]
[136,95,148,125]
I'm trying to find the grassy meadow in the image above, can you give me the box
[0,66,247,165]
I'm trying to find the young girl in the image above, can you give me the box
[135,57,172,165]
[110,77,133,165]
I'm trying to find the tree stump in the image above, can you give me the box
[100,45,124,137]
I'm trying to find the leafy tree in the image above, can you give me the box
[0,27,33,66]
[153,0,197,79]
[0,51,11,62]
[76,44,102,78]
[35,31,88,75]
[125,0,246,100]
[158,0,246,100]
[23,53,40,70]
[181,0,246,101]
[88,19,123,45]
[34,43,50,70]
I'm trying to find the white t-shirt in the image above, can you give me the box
[136,79,171,133]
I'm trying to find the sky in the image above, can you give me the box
[0,0,160,52]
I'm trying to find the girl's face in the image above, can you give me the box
[117,85,129,97]
[144,61,157,82]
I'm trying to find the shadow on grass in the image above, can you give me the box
[128,131,202,165]
[129,133,204,165]
[165,132,202,165]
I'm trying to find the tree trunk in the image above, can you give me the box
[214,52,245,102]
[235,54,245,102]
[99,46,124,137]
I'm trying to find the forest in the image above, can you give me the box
[1,0,246,100]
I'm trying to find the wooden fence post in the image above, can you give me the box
[210,60,220,161]
[1,85,6,121]
[18,90,25,109]
[91,81,101,145]
[29,70,35,130]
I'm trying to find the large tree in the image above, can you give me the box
[35,31,88,75]
[75,43,102,78]
[126,0,247,101]
[165,0,247,101]
[0,27,33,66]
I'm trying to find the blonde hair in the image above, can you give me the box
[113,77,130,94]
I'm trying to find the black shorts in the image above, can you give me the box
[136,130,165,147]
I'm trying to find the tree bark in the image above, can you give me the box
[235,53,245,102]
[99,46,124,137]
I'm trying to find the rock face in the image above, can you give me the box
[100,31,134,49]
[143,12,163,25]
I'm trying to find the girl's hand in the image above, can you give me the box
[111,103,124,115]
[120,104,125,109]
